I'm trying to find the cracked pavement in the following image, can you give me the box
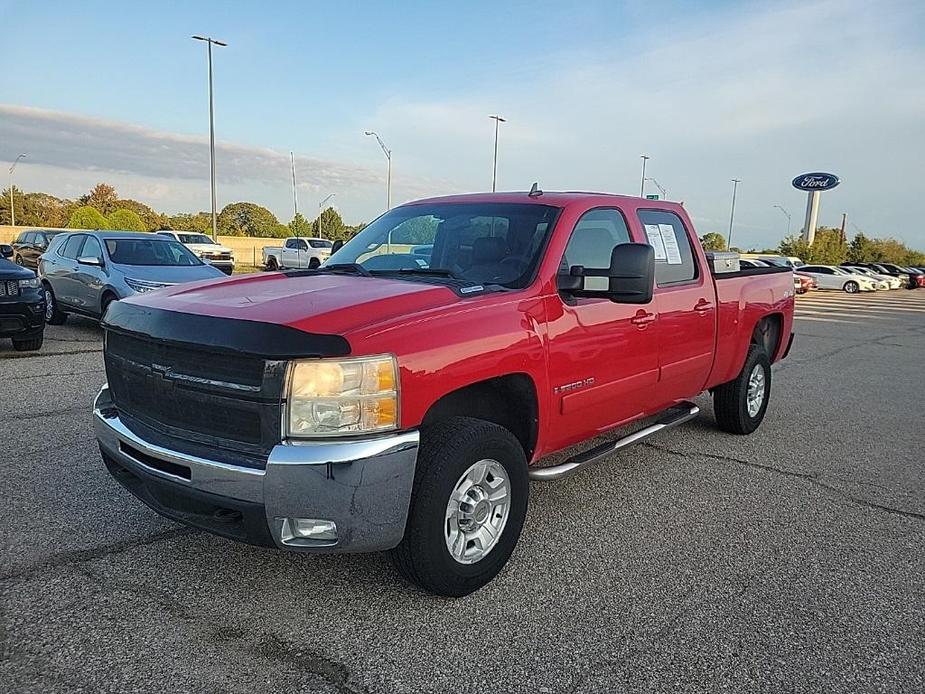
[2,291,924,693]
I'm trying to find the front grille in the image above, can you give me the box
[0,280,19,297]
[105,331,287,461]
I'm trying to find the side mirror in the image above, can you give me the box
[0,244,12,259]
[77,256,103,267]
[331,239,344,254]
[557,243,655,304]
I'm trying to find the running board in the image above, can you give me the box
[528,402,700,481]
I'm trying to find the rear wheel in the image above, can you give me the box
[390,417,529,597]
[12,334,43,351]
[843,281,859,293]
[266,256,279,271]
[43,285,68,325]
[713,344,771,435]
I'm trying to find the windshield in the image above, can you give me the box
[177,233,215,245]
[831,267,850,275]
[105,238,204,266]
[325,202,560,287]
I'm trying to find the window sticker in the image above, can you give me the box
[644,224,668,261]
[658,224,683,265]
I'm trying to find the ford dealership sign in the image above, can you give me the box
[792,172,840,191]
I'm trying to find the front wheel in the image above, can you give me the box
[44,285,68,325]
[308,257,321,269]
[713,344,771,435]
[12,334,44,351]
[390,417,529,597]
[843,281,859,293]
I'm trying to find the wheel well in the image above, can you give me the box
[421,374,538,460]
[751,314,783,359]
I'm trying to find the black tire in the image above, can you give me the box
[15,255,25,266]
[390,417,529,597]
[43,285,68,325]
[12,334,43,351]
[266,257,279,271]
[713,344,771,435]
[308,257,321,269]
[843,281,859,294]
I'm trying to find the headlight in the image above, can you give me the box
[18,277,40,289]
[286,355,398,437]
[125,277,168,293]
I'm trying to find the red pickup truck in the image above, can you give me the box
[94,191,794,596]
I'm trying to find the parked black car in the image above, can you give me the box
[12,229,65,269]
[0,244,46,351]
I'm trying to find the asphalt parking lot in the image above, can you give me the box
[2,290,924,694]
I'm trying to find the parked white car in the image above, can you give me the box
[262,237,333,270]
[156,231,235,275]
[841,265,902,289]
[797,264,879,293]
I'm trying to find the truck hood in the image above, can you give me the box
[186,243,232,254]
[130,271,464,336]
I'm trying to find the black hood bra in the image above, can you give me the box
[102,300,351,360]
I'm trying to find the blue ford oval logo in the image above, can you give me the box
[792,172,840,191]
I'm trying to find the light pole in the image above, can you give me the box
[8,154,25,227]
[318,193,335,239]
[192,35,227,240]
[727,178,741,249]
[365,131,391,210]
[639,155,650,197]
[645,177,667,200]
[773,204,791,237]
[290,152,299,218]
[489,115,506,192]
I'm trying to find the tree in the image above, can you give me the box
[107,208,146,231]
[168,212,213,234]
[112,198,168,231]
[847,232,880,263]
[699,232,727,251]
[779,229,845,265]
[67,205,110,230]
[218,202,281,237]
[312,207,347,240]
[288,212,312,237]
[80,183,119,214]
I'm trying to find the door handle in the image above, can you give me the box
[631,311,656,327]
[694,299,713,313]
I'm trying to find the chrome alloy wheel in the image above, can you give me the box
[746,363,766,418]
[445,459,511,565]
[44,289,54,322]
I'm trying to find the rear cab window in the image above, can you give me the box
[637,209,699,286]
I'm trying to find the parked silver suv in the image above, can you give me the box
[38,231,225,324]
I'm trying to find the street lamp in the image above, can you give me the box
[773,204,791,237]
[645,177,667,200]
[318,193,335,239]
[727,178,741,249]
[639,155,650,197]
[365,131,391,210]
[192,35,227,240]
[489,115,506,192]
[8,154,25,227]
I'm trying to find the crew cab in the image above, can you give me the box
[262,237,333,270]
[93,192,794,597]
[156,231,235,274]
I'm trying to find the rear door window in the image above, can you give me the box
[60,235,86,260]
[637,210,698,285]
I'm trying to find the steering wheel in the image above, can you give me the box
[500,255,530,269]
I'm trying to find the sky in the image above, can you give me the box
[1,0,923,249]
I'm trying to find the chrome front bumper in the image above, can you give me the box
[93,385,419,552]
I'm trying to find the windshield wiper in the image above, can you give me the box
[318,263,372,277]
[374,267,462,280]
